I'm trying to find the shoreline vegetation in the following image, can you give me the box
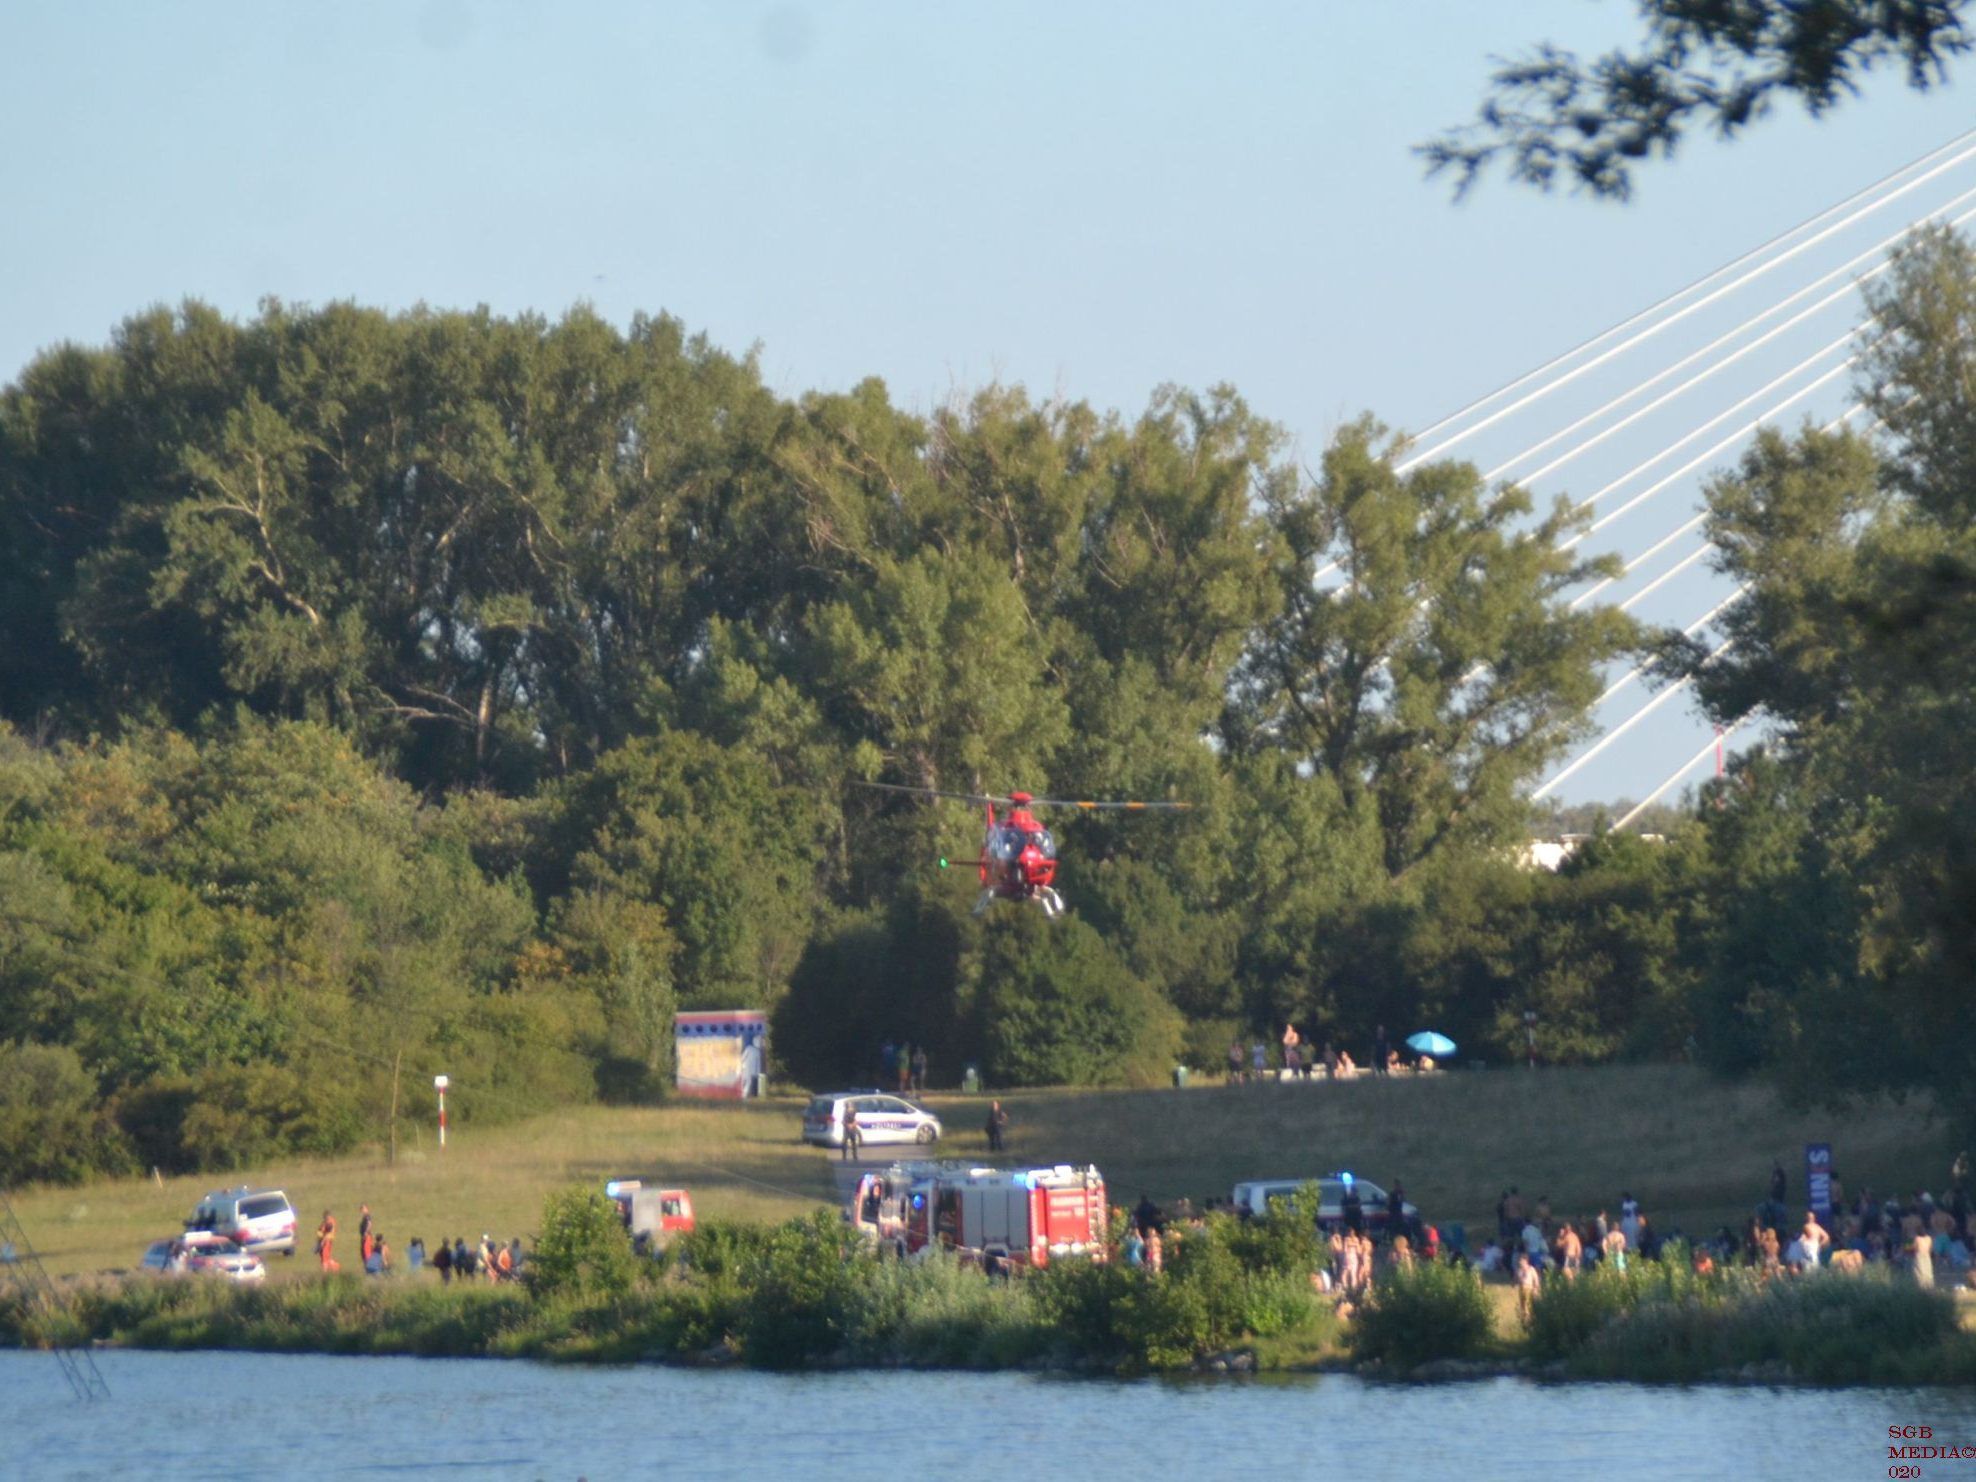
[6,1198,1973,1387]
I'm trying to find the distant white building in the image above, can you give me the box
[1517,835,1589,872]
[1517,831,1667,870]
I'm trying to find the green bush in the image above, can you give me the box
[840,1251,1046,1367]
[1179,1017,1245,1079]
[1348,1260,1494,1371]
[1524,1250,1750,1359]
[0,1042,131,1185]
[527,1187,640,1302]
[733,1211,864,1368]
[1031,1257,1137,1365]
[1222,1190,1326,1277]
[1240,1269,1326,1339]
[114,1064,365,1177]
[1574,1268,1963,1384]
[1029,1221,1335,1373]
[975,915,1184,1088]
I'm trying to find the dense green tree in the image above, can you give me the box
[544,889,678,1101]
[773,889,972,1089]
[1229,418,1643,879]
[0,1042,130,1185]
[1664,227,1976,1128]
[547,730,824,1011]
[972,913,1183,1087]
[0,291,1747,1141]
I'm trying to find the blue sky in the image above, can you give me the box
[4,3,1969,804]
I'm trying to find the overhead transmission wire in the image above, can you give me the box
[1395,130,1976,472]
[1594,587,1749,707]
[1615,723,1741,831]
[1318,194,1969,589]
[1531,635,1735,801]
[1608,543,1720,617]
[1480,181,1976,486]
[1559,363,1857,555]
[1316,137,1969,803]
[1564,401,1857,608]
[1304,134,1976,589]
[1312,330,1859,592]
[1530,401,1866,797]
[1536,193,1976,560]
[1398,124,1976,455]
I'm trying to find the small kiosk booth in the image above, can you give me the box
[674,1010,768,1099]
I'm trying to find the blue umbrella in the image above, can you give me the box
[1407,1031,1456,1057]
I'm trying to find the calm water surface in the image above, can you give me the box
[4,1349,1972,1480]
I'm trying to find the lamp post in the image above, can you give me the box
[434,1074,449,1149]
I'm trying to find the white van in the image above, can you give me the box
[186,1186,298,1256]
[1230,1175,1416,1235]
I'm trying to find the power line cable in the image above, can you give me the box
[1594,586,1748,707]
[1549,326,1864,532]
[1569,401,1866,606]
[1397,134,1976,471]
[1613,543,1720,615]
[1482,183,1976,485]
[1531,637,1734,801]
[1399,125,1976,454]
[1559,366,1855,554]
[1615,722,1741,830]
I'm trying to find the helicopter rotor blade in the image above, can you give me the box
[1024,798,1194,811]
[854,780,1014,807]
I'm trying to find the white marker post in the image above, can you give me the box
[434,1074,449,1149]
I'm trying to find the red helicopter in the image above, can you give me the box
[859,783,1191,917]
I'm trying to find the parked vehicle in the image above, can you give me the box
[141,1232,268,1282]
[882,1163,1107,1267]
[1230,1174,1417,1236]
[604,1180,696,1252]
[185,1186,297,1256]
[847,1160,977,1247]
[802,1091,942,1148]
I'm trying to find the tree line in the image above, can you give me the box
[1,229,1970,1182]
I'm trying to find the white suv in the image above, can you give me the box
[802,1091,942,1148]
[186,1186,297,1256]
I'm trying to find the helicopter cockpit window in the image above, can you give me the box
[990,826,1024,863]
[1033,828,1056,859]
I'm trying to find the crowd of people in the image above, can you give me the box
[1462,1159,1976,1293]
[1112,1154,1974,1319]
[312,1202,525,1283]
[1225,1023,1434,1083]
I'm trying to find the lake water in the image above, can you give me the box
[4,1349,1973,1480]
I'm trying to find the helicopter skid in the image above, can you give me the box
[974,886,1066,918]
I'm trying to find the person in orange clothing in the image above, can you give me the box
[316,1209,339,1272]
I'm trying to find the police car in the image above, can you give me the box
[802,1090,943,1148]
[1230,1174,1417,1235]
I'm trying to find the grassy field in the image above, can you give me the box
[8,1099,833,1278]
[6,1064,1950,1278]
[997,1063,1948,1244]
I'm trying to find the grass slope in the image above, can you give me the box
[997,1065,1944,1242]
[9,1100,831,1278]
[7,1065,1946,1278]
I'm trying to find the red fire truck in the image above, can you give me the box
[853,1162,1108,1267]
